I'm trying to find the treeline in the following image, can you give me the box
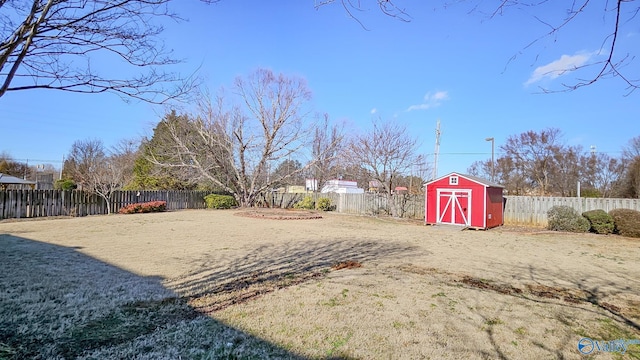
[4,69,427,213]
[467,128,639,198]
[3,70,639,213]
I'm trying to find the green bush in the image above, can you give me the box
[315,197,333,211]
[582,209,615,235]
[204,194,237,209]
[55,178,77,190]
[293,196,315,210]
[609,208,640,238]
[547,205,590,233]
[580,188,601,198]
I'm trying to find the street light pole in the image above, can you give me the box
[485,137,495,182]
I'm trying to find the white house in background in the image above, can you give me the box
[320,179,365,194]
[305,179,318,192]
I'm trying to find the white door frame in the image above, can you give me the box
[436,189,472,226]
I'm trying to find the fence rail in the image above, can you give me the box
[1,190,639,227]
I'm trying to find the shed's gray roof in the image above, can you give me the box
[0,173,36,185]
[457,173,504,188]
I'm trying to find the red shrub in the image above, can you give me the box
[118,201,167,214]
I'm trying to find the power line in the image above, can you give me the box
[6,158,64,164]
[424,150,625,156]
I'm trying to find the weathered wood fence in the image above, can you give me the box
[0,190,209,219]
[259,193,425,219]
[503,196,640,227]
[1,190,639,227]
[262,193,640,226]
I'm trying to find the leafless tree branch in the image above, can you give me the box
[148,69,339,207]
[0,0,196,103]
[487,0,640,93]
[314,0,410,29]
[65,138,134,213]
[345,119,423,215]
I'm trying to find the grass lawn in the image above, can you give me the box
[1,209,639,359]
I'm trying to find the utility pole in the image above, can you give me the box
[409,164,414,194]
[432,120,441,180]
[485,137,495,182]
[60,155,64,180]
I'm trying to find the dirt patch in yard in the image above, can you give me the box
[332,260,363,270]
[461,275,524,295]
[1,210,639,359]
[235,208,323,220]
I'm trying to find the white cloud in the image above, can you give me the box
[406,91,449,112]
[525,53,593,86]
[370,108,377,114]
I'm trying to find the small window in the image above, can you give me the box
[449,176,459,185]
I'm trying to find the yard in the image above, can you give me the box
[1,210,639,359]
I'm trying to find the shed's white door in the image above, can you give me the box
[436,189,471,226]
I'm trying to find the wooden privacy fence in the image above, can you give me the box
[0,190,209,219]
[503,196,640,227]
[259,192,426,219]
[2,189,639,226]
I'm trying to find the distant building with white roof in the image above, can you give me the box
[320,179,364,194]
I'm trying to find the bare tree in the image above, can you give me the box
[110,137,139,187]
[469,154,530,195]
[310,113,344,192]
[622,136,640,161]
[345,119,423,216]
[501,128,564,195]
[617,135,640,198]
[496,156,529,195]
[611,156,640,198]
[91,157,131,214]
[65,139,106,185]
[551,145,582,196]
[66,138,132,214]
[150,69,324,207]
[467,159,492,181]
[582,152,624,198]
[270,158,304,188]
[0,0,194,103]
[472,131,629,197]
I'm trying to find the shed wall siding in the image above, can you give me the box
[485,187,504,228]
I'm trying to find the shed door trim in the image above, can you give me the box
[436,188,472,226]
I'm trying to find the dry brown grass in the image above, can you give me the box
[1,210,639,359]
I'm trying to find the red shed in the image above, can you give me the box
[425,172,504,229]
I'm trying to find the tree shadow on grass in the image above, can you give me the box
[1,234,388,359]
[437,261,640,359]
[166,238,420,313]
[391,247,640,360]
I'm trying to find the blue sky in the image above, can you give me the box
[1,0,639,177]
